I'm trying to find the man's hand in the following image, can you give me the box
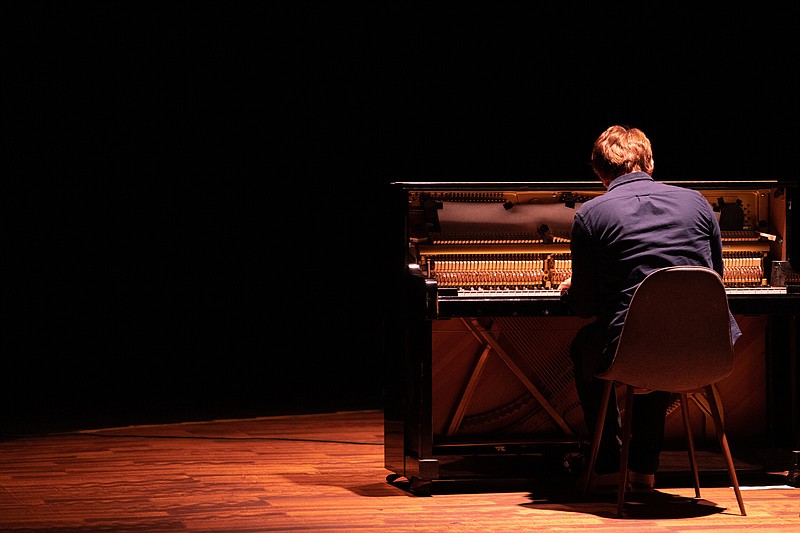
[558,277,571,295]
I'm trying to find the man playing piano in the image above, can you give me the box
[558,124,742,494]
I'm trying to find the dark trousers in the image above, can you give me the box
[570,320,671,475]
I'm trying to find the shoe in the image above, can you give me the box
[580,471,620,495]
[628,471,655,494]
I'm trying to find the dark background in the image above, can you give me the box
[5,3,798,433]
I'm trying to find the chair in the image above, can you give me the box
[582,266,746,517]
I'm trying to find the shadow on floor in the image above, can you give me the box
[523,488,728,519]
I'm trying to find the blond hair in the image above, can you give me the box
[590,125,654,182]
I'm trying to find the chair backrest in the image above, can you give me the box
[596,266,735,391]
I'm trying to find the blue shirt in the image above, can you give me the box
[561,171,741,344]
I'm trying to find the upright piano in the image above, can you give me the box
[383,180,800,495]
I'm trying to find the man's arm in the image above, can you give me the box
[560,215,600,318]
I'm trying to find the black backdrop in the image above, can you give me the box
[5,3,798,433]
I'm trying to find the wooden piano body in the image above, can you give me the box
[383,180,800,495]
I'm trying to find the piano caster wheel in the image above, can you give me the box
[386,473,400,484]
[409,476,432,496]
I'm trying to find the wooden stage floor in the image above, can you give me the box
[1,410,798,532]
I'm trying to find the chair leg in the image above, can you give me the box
[616,385,634,518]
[704,385,747,516]
[583,380,614,497]
[680,392,702,498]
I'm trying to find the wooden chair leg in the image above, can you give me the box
[704,385,747,516]
[680,392,702,498]
[616,385,634,518]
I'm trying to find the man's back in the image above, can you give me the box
[565,171,723,333]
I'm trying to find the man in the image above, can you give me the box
[558,125,741,493]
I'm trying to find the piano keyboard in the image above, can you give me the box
[724,287,788,295]
[451,287,788,298]
[453,288,560,298]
